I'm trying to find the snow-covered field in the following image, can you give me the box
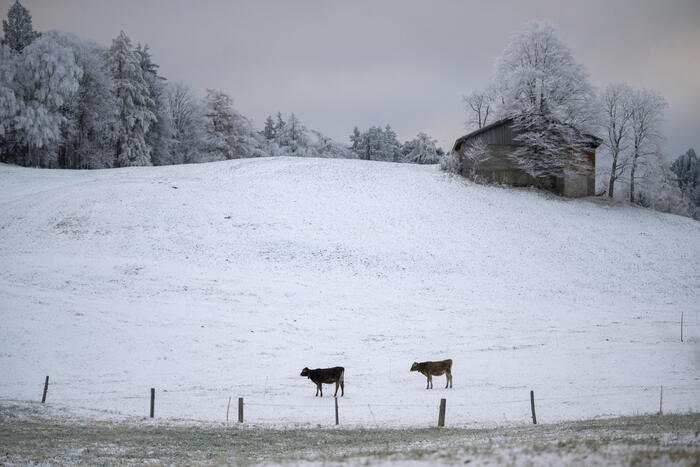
[0,157,698,427]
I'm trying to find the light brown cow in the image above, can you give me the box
[410,359,453,389]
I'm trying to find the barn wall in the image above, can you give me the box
[461,144,543,187]
[456,121,597,197]
[476,124,516,145]
[563,174,590,197]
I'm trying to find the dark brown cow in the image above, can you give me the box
[300,366,345,397]
[410,359,453,389]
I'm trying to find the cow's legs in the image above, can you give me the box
[319,383,323,397]
[315,384,319,396]
[445,372,452,388]
[334,381,339,397]
[340,380,344,396]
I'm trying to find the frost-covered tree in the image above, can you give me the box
[357,126,382,160]
[12,34,82,167]
[628,89,666,203]
[493,21,597,179]
[600,83,634,198]
[136,44,174,165]
[167,82,205,164]
[107,31,155,167]
[670,148,700,218]
[403,133,440,164]
[381,125,402,162]
[0,44,18,150]
[458,137,490,178]
[275,112,309,154]
[202,89,263,160]
[439,151,460,174]
[50,32,117,168]
[636,151,693,218]
[311,130,357,159]
[350,125,401,161]
[349,126,361,152]
[274,112,285,134]
[1,0,39,53]
[263,115,276,140]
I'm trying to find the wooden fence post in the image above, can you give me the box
[226,397,231,425]
[530,390,537,425]
[238,397,244,423]
[659,386,663,415]
[41,376,49,403]
[680,312,684,343]
[150,388,155,418]
[437,398,446,427]
[335,396,339,425]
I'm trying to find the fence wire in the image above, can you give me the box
[3,380,698,427]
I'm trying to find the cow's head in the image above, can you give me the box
[410,362,419,371]
[300,367,310,377]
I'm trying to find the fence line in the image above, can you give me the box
[3,377,699,428]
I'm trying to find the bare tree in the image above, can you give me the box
[463,90,494,130]
[167,82,205,164]
[628,89,666,203]
[600,84,634,198]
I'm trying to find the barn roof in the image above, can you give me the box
[452,118,513,151]
[452,117,602,152]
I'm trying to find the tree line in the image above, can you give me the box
[0,1,442,170]
[456,21,699,219]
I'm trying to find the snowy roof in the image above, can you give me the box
[452,118,513,150]
[453,117,602,152]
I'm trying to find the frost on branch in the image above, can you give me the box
[493,21,597,179]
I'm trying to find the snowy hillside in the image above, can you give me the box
[1,158,698,427]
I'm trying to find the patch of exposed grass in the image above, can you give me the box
[1,404,698,465]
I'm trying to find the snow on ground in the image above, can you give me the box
[0,157,698,427]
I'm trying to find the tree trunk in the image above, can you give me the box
[608,157,617,198]
[629,140,641,204]
[629,157,637,203]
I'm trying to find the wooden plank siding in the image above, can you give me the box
[454,118,599,197]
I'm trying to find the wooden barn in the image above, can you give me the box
[452,118,601,197]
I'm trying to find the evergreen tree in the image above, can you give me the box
[202,89,262,160]
[350,125,402,161]
[381,124,402,162]
[636,152,694,219]
[263,115,276,140]
[136,43,174,165]
[274,112,285,134]
[1,0,39,53]
[349,126,361,152]
[107,31,155,167]
[671,148,700,214]
[275,113,309,154]
[51,32,117,169]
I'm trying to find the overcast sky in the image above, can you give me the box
[5,0,699,156]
